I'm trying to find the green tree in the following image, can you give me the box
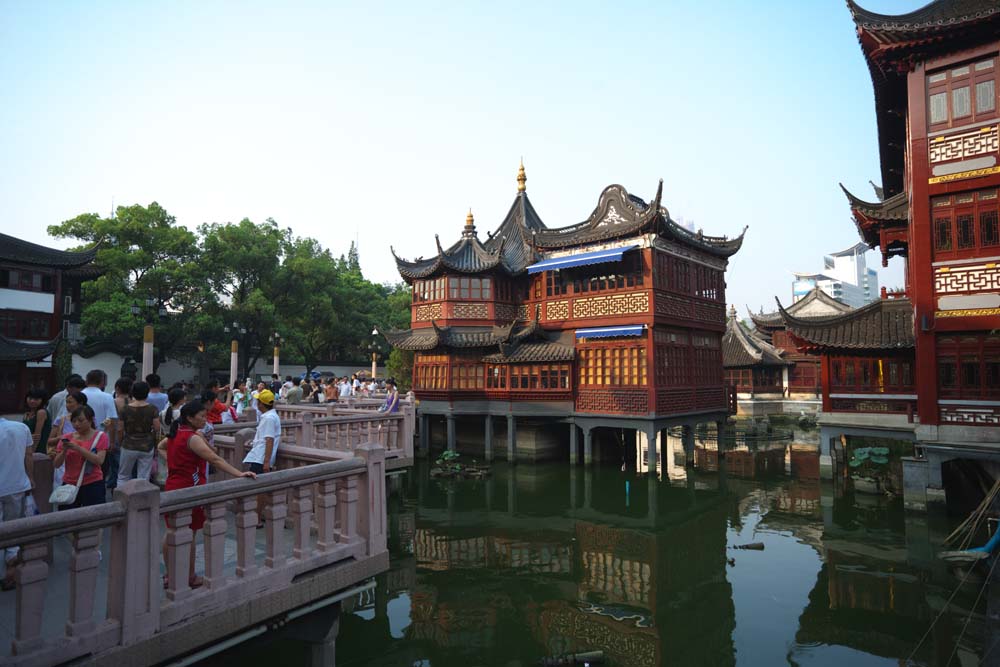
[47,202,208,368]
[199,218,289,378]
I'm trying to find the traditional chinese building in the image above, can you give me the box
[721,306,789,415]
[387,164,745,466]
[777,0,1000,503]
[0,233,99,412]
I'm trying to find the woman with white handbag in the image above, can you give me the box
[50,406,109,509]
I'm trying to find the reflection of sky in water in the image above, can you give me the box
[727,502,897,666]
[388,594,411,639]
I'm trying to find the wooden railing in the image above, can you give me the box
[0,447,387,666]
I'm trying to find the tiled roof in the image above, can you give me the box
[779,297,914,351]
[384,321,532,352]
[0,334,59,362]
[723,316,789,369]
[847,0,1000,33]
[846,0,1000,199]
[750,288,853,330]
[841,185,909,248]
[481,341,575,363]
[0,234,97,268]
[393,179,746,283]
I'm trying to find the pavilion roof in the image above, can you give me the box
[0,233,98,269]
[481,341,575,364]
[750,288,853,330]
[0,334,60,362]
[846,0,1000,198]
[722,312,789,369]
[778,297,914,352]
[840,185,909,248]
[392,171,746,282]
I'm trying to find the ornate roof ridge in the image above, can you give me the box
[723,313,788,368]
[778,296,914,350]
[847,0,1000,31]
[0,233,99,268]
[749,288,853,327]
[840,183,908,220]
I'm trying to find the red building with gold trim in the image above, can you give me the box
[387,164,745,467]
[775,0,1000,502]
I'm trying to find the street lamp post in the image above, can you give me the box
[370,327,379,380]
[270,332,284,377]
[131,297,167,379]
[223,321,247,388]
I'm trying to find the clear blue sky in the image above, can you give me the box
[0,1,914,312]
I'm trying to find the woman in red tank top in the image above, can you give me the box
[157,400,255,589]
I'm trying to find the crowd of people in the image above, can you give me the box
[0,368,401,591]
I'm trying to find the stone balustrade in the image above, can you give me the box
[0,446,388,666]
[215,401,415,467]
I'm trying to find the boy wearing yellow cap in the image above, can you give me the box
[244,390,280,475]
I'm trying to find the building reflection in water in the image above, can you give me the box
[328,434,986,666]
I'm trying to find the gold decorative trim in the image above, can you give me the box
[935,308,1000,318]
[929,166,1000,184]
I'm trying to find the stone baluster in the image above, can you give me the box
[358,444,387,556]
[265,490,288,568]
[316,479,338,551]
[389,419,400,453]
[337,475,358,543]
[108,480,161,646]
[235,496,258,578]
[13,541,49,655]
[203,501,228,589]
[65,528,101,636]
[302,412,314,448]
[165,508,193,601]
[291,483,314,559]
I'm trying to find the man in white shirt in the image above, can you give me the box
[338,378,351,400]
[145,373,169,413]
[0,417,33,590]
[243,390,281,474]
[81,370,118,433]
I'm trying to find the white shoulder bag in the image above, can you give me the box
[49,431,102,507]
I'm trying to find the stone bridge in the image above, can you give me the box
[0,399,416,666]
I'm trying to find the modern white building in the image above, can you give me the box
[792,242,879,308]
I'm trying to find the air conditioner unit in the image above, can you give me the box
[63,296,73,315]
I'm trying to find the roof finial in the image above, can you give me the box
[517,158,526,193]
[462,208,477,238]
[728,304,737,320]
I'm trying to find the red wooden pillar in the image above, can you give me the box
[820,355,832,413]
[907,65,938,425]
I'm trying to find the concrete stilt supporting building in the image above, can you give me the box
[624,430,637,471]
[569,424,578,465]
[647,474,658,525]
[715,420,729,458]
[484,415,493,463]
[569,466,578,508]
[584,468,593,509]
[508,466,517,514]
[419,415,430,457]
[646,426,658,476]
[507,415,516,463]
[583,428,594,466]
[682,424,695,467]
[446,415,456,452]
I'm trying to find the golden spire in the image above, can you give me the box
[517,158,526,192]
[466,208,474,226]
[462,208,476,237]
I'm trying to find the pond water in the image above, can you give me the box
[206,436,992,666]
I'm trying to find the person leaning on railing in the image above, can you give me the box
[158,400,256,589]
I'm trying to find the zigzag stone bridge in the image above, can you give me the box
[0,399,415,666]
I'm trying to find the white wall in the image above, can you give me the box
[0,288,54,313]
[72,352,199,388]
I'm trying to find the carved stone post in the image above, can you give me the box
[291,483,314,560]
[66,527,100,636]
[164,508,193,601]
[301,412,315,448]
[13,541,49,655]
[337,476,359,544]
[108,479,161,645]
[316,479,338,551]
[203,501,228,589]
[235,496,259,578]
[265,490,288,568]
[358,443,387,557]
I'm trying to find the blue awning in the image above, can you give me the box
[526,245,638,274]
[575,325,645,339]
